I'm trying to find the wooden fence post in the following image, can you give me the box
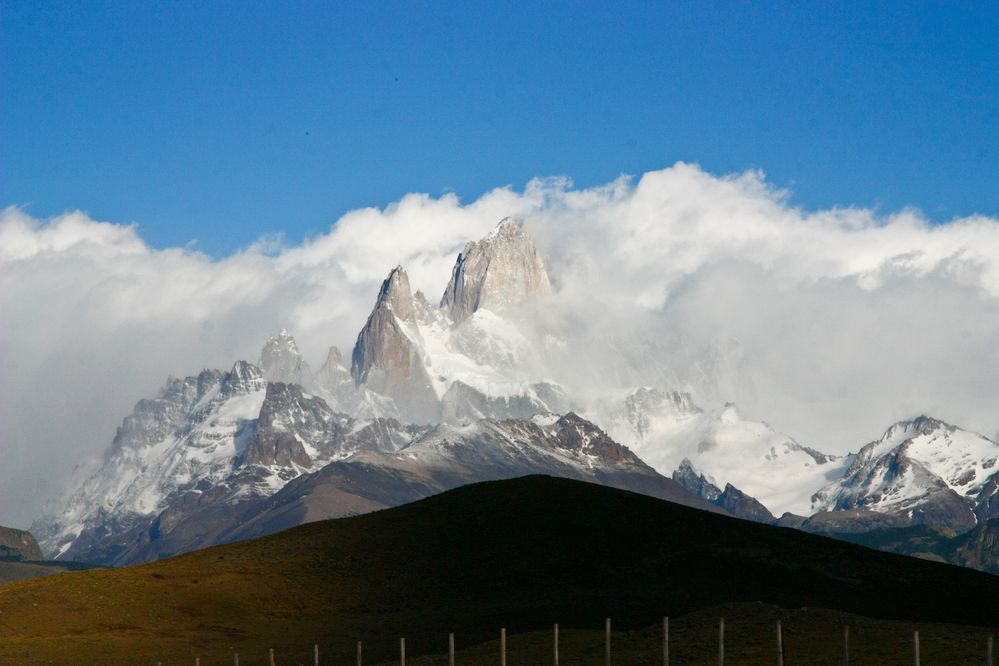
[605,617,611,666]
[988,635,994,666]
[269,648,275,666]
[234,653,239,666]
[913,630,920,666]
[553,623,559,666]
[843,626,849,666]
[357,641,362,666]
[718,618,725,666]
[400,637,406,666]
[663,617,669,666]
[196,659,200,666]
[501,627,507,666]
[314,643,319,666]
[448,632,455,666]
[776,620,783,666]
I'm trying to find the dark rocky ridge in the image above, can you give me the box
[672,458,775,524]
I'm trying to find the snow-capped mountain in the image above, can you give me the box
[808,417,999,533]
[36,216,999,565]
[597,390,847,516]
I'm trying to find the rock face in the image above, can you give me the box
[440,217,552,323]
[0,526,43,561]
[811,416,998,533]
[259,328,311,385]
[351,267,439,423]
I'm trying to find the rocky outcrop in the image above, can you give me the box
[0,526,43,561]
[716,483,776,524]
[351,267,440,423]
[239,382,351,469]
[440,217,552,323]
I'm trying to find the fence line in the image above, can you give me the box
[171,617,998,664]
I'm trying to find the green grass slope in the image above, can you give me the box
[2,475,998,664]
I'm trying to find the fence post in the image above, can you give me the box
[196,659,200,666]
[913,630,920,666]
[663,617,669,666]
[269,648,275,666]
[605,617,611,666]
[989,635,994,666]
[719,618,725,666]
[501,627,507,666]
[776,620,783,666]
[449,632,455,666]
[553,623,559,666]
[314,643,319,666]
[234,653,239,666]
[400,637,406,666]
[843,626,849,666]
[357,641,362,666]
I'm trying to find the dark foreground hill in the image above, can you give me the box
[3,475,999,664]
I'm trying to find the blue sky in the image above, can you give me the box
[3,1,997,256]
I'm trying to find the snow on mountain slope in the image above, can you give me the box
[38,361,266,557]
[598,390,846,516]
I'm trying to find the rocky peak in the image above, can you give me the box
[551,412,638,465]
[440,217,552,323]
[318,346,349,381]
[350,266,439,423]
[377,266,417,322]
[259,328,311,385]
[716,483,776,524]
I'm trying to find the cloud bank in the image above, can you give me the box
[3,164,998,527]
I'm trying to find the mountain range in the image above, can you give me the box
[32,218,999,567]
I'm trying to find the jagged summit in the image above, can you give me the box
[259,328,310,385]
[440,217,552,322]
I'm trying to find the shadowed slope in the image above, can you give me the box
[3,475,999,664]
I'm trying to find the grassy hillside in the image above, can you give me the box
[2,475,999,664]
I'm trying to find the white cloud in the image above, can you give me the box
[2,164,998,527]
